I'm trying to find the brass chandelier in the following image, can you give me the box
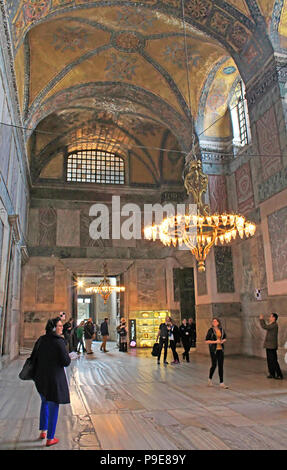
[85,262,125,303]
[144,157,256,272]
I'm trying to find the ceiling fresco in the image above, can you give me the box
[4,0,286,186]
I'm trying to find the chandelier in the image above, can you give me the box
[85,263,125,303]
[144,157,256,272]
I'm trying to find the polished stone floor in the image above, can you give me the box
[0,342,287,450]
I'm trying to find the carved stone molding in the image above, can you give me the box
[20,245,29,265]
[245,57,287,108]
[8,214,20,243]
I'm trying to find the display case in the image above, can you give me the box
[129,310,170,347]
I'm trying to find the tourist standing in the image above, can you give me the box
[84,318,95,355]
[31,317,71,447]
[100,318,109,353]
[156,316,171,365]
[76,321,86,354]
[205,318,228,388]
[188,317,196,348]
[259,313,283,379]
[117,317,128,352]
[169,319,180,364]
[179,318,191,362]
[63,317,74,353]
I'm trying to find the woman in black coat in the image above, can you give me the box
[31,316,71,447]
[205,317,228,389]
[169,319,180,364]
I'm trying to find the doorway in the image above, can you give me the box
[75,275,120,341]
[173,267,196,320]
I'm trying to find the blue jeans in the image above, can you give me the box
[39,394,59,439]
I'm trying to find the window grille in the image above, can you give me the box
[66,150,125,184]
[235,82,248,146]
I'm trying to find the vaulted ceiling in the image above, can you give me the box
[4,0,286,186]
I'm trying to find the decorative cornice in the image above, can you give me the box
[245,56,285,107]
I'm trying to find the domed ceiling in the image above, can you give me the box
[4,0,284,186]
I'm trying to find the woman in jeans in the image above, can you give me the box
[31,316,71,447]
[205,318,228,389]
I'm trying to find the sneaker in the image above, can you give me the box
[275,376,283,380]
[267,375,275,379]
[220,383,229,389]
[39,431,46,440]
[46,438,59,447]
[164,361,169,365]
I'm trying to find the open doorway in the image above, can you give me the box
[173,267,196,346]
[75,275,120,341]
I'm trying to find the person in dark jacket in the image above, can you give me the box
[156,316,171,365]
[169,319,180,364]
[84,318,95,354]
[31,316,71,447]
[205,318,228,389]
[117,317,128,352]
[259,313,283,379]
[63,317,74,352]
[188,317,196,347]
[100,318,109,353]
[179,318,191,362]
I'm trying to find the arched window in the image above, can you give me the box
[66,149,125,184]
[230,81,250,148]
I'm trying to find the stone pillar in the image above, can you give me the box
[194,243,242,356]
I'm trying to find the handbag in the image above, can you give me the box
[151,342,160,357]
[19,338,42,381]
[19,357,36,380]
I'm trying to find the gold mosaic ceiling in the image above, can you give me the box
[6,0,285,185]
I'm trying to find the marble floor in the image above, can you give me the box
[0,342,287,450]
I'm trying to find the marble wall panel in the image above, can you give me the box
[57,209,80,247]
[267,206,287,281]
[256,106,282,181]
[214,246,235,293]
[36,266,55,304]
[196,270,208,296]
[196,302,242,355]
[27,209,39,246]
[39,207,57,246]
[80,206,112,248]
[235,161,255,213]
[137,266,164,306]
[208,175,228,213]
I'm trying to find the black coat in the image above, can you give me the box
[205,327,226,354]
[100,321,109,336]
[31,333,71,404]
[169,325,180,343]
[179,324,192,343]
[84,322,95,339]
